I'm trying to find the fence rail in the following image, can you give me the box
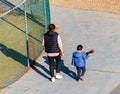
[0,0,50,89]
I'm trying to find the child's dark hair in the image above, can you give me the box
[48,24,56,31]
[77,45,83,50]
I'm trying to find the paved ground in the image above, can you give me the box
[0,5,120,94]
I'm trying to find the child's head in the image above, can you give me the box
[77,45,83,51]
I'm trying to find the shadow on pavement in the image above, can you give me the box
[43,56,77,80]
[30,60,51,81]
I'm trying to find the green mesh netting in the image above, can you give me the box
[0,0,50,88]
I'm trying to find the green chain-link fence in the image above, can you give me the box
[0,0,50,88]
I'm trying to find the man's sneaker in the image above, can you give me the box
[56,74,63,79]
[51,77,55,82]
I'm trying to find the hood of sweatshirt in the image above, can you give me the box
[73,52,84,58]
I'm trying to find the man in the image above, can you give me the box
[42,24,64,82]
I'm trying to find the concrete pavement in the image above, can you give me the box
[0,5,120,94]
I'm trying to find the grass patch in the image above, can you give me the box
[0,13,45,86]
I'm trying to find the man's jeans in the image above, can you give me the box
[48,55,61,77]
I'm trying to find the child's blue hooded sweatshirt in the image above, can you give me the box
[71,51,89,67]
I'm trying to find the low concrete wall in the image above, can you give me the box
[50,0,120,13]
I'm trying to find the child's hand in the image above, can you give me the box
[86,49,95,56]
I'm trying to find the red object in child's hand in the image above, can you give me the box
[90,49,94,53]
[86,49,95,56]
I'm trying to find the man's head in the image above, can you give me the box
[48,24,56,31]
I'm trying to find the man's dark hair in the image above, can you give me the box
[48,24,56,31]
[77,45,83,50]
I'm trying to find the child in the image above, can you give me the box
[71,45,94,81]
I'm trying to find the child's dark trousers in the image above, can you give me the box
[76,66,86,80]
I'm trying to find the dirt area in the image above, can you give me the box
[50,0,120,13]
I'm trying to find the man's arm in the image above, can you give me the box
[58,35,64,57]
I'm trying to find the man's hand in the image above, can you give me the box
[61,52,64,57]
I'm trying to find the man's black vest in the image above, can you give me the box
[44,31,60,53]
